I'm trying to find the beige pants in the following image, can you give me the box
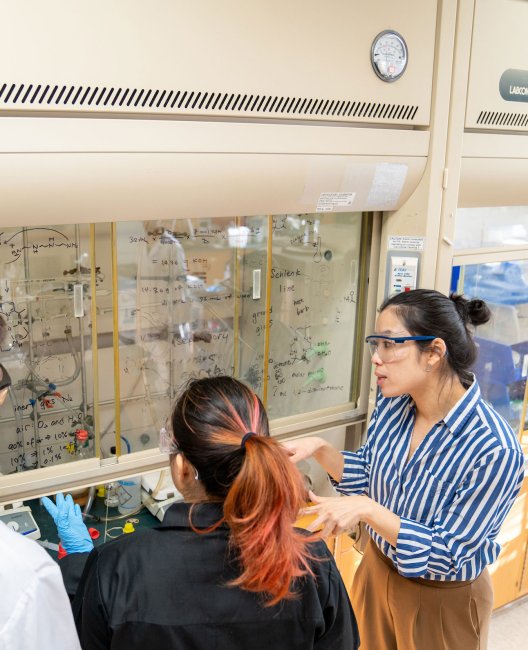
[351,540,493,650]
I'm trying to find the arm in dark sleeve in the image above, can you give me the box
[314,546,360,650]
[76,549,112,650]
[59,551,91,600]
[61,547,112,649]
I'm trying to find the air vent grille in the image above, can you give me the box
[0,82,419,122]
[476,109,528,128]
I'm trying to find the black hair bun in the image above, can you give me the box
[450,292,490,327]
[467,298,491,327]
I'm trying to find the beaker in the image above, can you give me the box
[116,476,142,515]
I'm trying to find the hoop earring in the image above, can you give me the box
[424,364,432,373]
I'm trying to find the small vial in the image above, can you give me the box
[75,429,91,460]
[104,482,120,508]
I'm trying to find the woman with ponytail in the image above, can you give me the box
[285,289,524,650]
[48,376,358,650]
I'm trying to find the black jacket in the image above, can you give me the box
[61,502,359,650]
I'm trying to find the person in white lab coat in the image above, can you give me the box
[0,521,81,650]
[0,314,81,650]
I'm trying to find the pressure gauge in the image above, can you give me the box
[371,30,408,82]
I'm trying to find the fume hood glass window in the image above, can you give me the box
[115,214,364,453]
[262,213,363,419]
[455,206,528,249]
[452,260,528,436]
[114,218,267,457]
[0,225,95,474]
[0,215,366,470]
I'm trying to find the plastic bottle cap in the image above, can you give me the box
[75,429,89,441]
[122,521,135,534]
[88,527,100,540]
[57,543,68,560]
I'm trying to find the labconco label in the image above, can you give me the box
[499,69,528,103]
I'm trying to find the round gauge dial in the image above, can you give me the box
[371,30,408,82]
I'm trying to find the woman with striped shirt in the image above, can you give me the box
[285,289,524,650]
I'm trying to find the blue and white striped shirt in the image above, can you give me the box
[335,378,525,581]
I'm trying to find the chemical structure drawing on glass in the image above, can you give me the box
[0,227,79,264]
[0,225,95,474]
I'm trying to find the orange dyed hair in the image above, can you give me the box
[171,376,317,606]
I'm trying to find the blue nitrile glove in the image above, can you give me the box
[41,492,94,554]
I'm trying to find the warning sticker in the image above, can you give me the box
[316,192,356,213]
[388,236,425,251]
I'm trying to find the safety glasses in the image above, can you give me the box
[159,420,200,480]
[159,420,180,455]
[365,335,437,363]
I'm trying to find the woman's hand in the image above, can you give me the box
[303,491,373,538]
[41,492,94,554]
[281,436,326,463]
[304,490,401,546]
[282,437,345,483]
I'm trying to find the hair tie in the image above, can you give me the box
[240,432,256,449]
